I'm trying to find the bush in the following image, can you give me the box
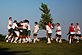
[0,34,5,41]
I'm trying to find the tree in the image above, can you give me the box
[39,3,54,30]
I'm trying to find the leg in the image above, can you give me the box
[69,35,72,44]
[59,35,62,43]
[47,33,51,44]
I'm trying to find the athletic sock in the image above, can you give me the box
[19,38,22,43]
[34,38,36,43]
[69,38,71,44]
[59,39,62,43]
[14,37,18,43]
[51,38,53,40]
[47,38,51,43]
[23,38,27,43]
[5,35,8,39]
[56,37,58,42]
[36,38,39,42]
[29,38,32,42]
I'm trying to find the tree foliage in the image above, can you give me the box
[39,3,54,29]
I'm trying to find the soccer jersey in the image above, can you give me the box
[33,25,39,33]
[28,24,31,30]
[8,19,12,29]
[76,25,81,34]
[12,23,18,29]
[70,25,75,34]
[56,26,61,35]
[9,20,12,25]
[21,22,28,29]
[46,25,52,33]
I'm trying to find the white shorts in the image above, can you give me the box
[56,31,61,35]
[70,32,75,34]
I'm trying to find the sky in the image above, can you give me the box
[0,0,82,39]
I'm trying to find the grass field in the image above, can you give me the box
[0,39,82,55]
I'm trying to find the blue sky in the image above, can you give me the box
[0,0,82,39]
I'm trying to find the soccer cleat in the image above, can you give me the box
[59,39,62,43]
[18,39,22,43]
[47,41,51,44]
[6,40,8,42]
[76,41,79,43]
[36,38,40,42]
[13,41,17,43]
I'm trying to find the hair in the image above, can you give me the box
[71,23,73,25]
[14,20,17,23]
[56,23,60,26]
[35,22,38,24]
[76,23,79,25]
[19,21,23,23]
[23,19,29,23]
[9,16,12,19]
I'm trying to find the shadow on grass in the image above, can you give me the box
[0,48,30,55]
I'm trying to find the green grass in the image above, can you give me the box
[0,40,82,55]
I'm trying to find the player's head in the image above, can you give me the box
[76,23,79,25]
[35,22,38,25]
[56,23,60,26]
[24,19,29,23]
[71,23,74,26]
[14,20,17,23]
[9,16,12,20]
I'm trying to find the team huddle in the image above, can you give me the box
[5,16,82,44]
[5,16,38,43]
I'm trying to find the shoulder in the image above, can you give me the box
[46,25,48,27]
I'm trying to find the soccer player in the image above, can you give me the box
[21,20,28,43]
[55,23,62,43]
[75,23,81,43]
[12,20,19,43]
[17,21,23,43]
[5,16,13,42]
[69,23,75,44]
[46,22,53,44]
[33,22,39,43]
[27,20,32,43]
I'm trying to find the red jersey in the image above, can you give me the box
[70,25,75,32]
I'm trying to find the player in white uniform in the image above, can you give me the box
[16,21,23,43]
[21,20,28,43]
[55,23,62,43]
[27,21,32,43]
[12,20,19,43]
[46,22,53,44]
[33,22,39,43]
[75,23,81,43]
[5,16,13,42]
